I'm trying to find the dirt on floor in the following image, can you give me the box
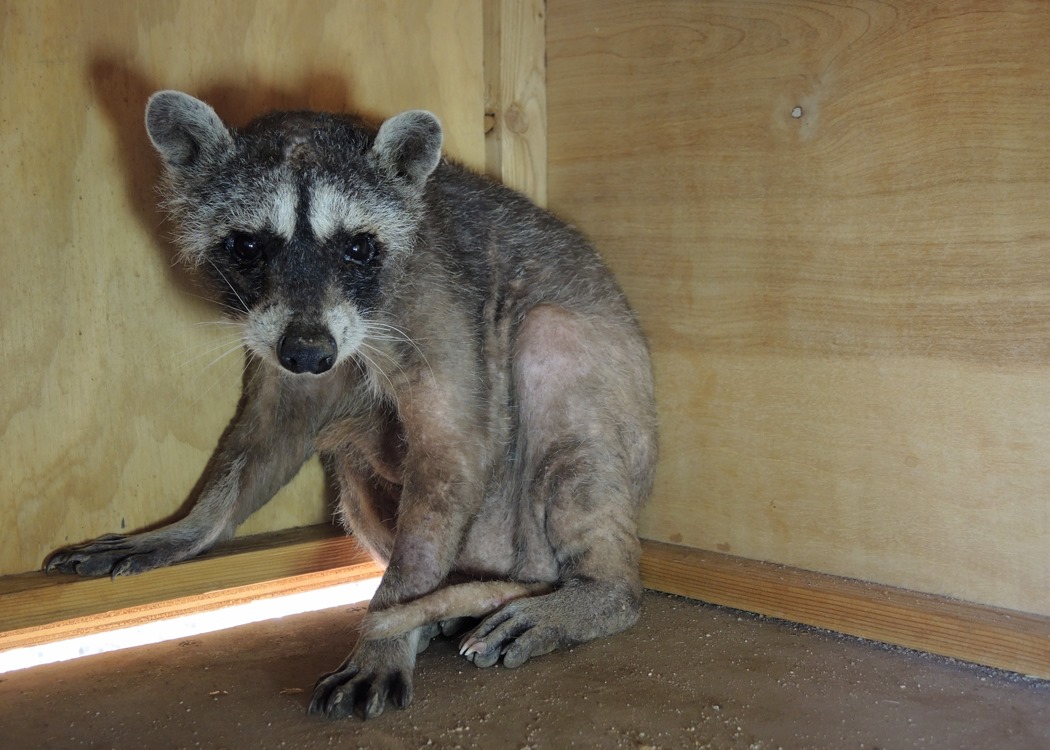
[1,591,1048,750]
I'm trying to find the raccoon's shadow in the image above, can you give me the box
[87,58,359,314]
[87,59,351,529]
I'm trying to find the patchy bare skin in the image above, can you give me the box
[45,91,658,721]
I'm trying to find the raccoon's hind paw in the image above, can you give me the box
[459,581,641,669]
[458,599,564,669]
[44,533,189,577]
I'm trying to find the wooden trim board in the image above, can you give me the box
[0,526,381,652]
[2,529,1047,680]
[641,540,1050,680]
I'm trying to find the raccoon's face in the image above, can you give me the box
[144,91,443,377]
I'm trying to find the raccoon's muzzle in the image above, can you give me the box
[277,324,337,375]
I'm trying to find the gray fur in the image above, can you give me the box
[45,90,659,721]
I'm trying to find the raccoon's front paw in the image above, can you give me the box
[44,533,192,577]
[308,637,415,720]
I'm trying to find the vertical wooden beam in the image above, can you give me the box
[483,0,547,205]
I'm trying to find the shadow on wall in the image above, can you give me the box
[86,57,363,307]
[72,59,355,538]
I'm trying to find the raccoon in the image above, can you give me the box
[46,90,658,720]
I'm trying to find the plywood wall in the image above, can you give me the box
[0,0,488,576]
[548,1,1050,617]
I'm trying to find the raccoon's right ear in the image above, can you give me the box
[371,110,443,187]
[145,90,233,168]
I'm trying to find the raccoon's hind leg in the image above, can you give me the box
[459,469,645,669]
[459,304,657,669]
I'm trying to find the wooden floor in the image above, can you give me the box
[2,591,1048,750]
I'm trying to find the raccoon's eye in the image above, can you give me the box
[342,233,378,265]
[224,232,265,261]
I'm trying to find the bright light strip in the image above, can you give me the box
[0,576,381,675]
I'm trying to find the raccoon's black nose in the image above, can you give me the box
[277,329,337,375]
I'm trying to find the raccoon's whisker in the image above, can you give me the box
[357,340,404,373]
[368,321,426,348]
[178,335,246,370]
[242,352,263,393]
[190,348,249,406]
[163,343,245,413]
[361,334,415,347]
[355,346,397,398]
[180,290,246,320]
[191,319,243,329]
[205,259,250,315]
[184,290,245,321]
[364,321,433,377]
[163,333,243,370]
[184,330,244,348]
[202,340,249,372]
[356,345,395,382]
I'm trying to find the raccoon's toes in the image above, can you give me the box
[44,534,190,577]
[44,534,136,576]
[308,638,415,720]
[413,619,472,654]
[459,600,563,669]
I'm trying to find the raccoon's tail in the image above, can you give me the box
[359,580,554,641]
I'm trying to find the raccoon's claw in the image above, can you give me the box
[308,638,415,720]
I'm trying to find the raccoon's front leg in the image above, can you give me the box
[310,391,487,719]
[44,453,251,577]
[45,378,316,577]
[309,489,480,720]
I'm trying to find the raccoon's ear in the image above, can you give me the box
[371,110,443,186]
[145,90,233,168]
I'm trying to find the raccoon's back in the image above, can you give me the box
[426,162,635,322]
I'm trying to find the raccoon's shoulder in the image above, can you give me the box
[429,160,516,203]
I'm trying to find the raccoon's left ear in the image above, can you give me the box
[371,110,443,187]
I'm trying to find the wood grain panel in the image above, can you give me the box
[548,1,1050,615]
[0,0,485,576]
